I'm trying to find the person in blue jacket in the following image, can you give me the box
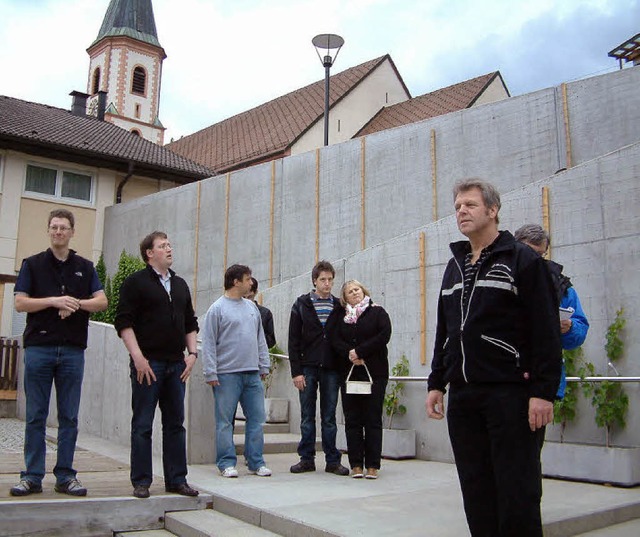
[514,224,589,398]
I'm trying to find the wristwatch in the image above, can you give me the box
[188,352,198,359]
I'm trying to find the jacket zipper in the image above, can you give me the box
[480,335,521,368]
[453,257,482,384]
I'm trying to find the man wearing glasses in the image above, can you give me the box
[10,209,107,497]
[115,231,199,499]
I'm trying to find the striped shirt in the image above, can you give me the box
[311,293,334,326]
[462,246,492,312]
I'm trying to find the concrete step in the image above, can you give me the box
[234,420,289,434]
[233,432,320,455]
[115,530,176,536]
[166,509,280,536]
[573,517,640,536]
[0,493,212,537]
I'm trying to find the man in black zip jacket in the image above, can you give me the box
[10,209,107,498]
[115,231,199,499]
[426,179,562,537]
[288,260,349,476]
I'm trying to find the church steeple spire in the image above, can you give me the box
[86,0,166,145]
[92,0,162,49]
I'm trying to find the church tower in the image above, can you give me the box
[86,0,166,144]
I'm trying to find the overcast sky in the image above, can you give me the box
[0,0,637,143]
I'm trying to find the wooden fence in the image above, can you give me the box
[0,337,19,399]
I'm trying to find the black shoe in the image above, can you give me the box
[133,484,150,498]
[10,479,43,497]
[165,483,199,496]
[54,478,87,496]
[290,460,316,473]
[325,463,349,476]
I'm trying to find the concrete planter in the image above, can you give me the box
[236,398,289,424]
[382,428,416,460]
[542,441,640,487]
[264,398,289,423]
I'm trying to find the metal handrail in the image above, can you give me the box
[269,354,640,383]
[382,376,640,383]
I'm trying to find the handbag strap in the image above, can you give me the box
[346,363,373,383]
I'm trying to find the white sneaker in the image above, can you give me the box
[250,465,272,477]
[220,466,239,478]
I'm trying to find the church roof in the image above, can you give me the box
[0,95,213,183]
[167,55,406,174]
[355,71,507,136]
[91,0,162,49]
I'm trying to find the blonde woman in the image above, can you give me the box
[331,280,392,479]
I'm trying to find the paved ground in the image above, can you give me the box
[0,417,57,452]
[3,418,640,536]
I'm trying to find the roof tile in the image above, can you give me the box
[166,56,391,173]
[357,72,501,136]
[0,95,213,180]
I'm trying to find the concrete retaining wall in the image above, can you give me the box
[91,67,640,463]
[262,141,640,461]
[103,67,640,310]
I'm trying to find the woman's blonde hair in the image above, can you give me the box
[340,279,371,307]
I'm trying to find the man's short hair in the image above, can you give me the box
[453,178,502,224]
[514,223,550,248]
[250,277,259,294]
[311,260,335,284]
[140,231,167,263]
[224,264,252,290]
[48,209,75,229]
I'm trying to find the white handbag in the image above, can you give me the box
[345,363,373,395]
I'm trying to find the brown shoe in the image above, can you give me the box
[133,484,150,498]
[365,468,378,479]
[351,467,364,478]
[165,483,199,496]
[325,463,349,476]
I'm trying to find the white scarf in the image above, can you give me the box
[344,296,371,324]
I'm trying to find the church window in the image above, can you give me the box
[135,104,141,119]
[132,67,147,95]
[92,68,101,94]
[131,129,141,136]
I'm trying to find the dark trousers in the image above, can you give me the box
[297,366,342,464]
[341,377,388,469]
[447,383,545,537]
[130,359,187,487]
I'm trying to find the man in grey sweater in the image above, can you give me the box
[202,264,271,478]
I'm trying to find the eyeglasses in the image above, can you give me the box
[156,243,172,250]
[48,225,72,232]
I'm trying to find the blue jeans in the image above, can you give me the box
[130,360,187,487]
[22,345,85,486]
[298,366,341,464]
[213,372,266,471]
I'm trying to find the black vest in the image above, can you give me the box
[19,249,97,349]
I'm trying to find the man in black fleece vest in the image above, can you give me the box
[10,209,107,498]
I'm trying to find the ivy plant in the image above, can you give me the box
[590,308,628,447]
[383,355,410,429]
[262,343,284,397]
[553,347,595,441]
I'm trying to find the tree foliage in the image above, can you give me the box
[91,250,145,325]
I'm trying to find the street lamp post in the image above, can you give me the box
[312,34,344,146]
